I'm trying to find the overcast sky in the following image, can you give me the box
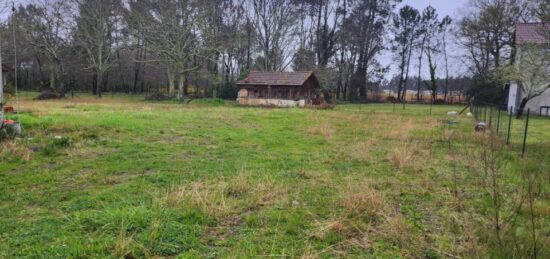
[403,0,468,18]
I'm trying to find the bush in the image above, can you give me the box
[35,89,63,100]
[41,137,71,156]
[145,93,172,101]
[386,96,397,103]
[219,81,238,100]
[433,99,446,105]
[189,98,225,106]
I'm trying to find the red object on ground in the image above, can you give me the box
[4,106,15,113]
[3,119,15,124]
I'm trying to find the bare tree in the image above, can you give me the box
[458,0,528,76]
[17,0,72,94]
[249,0,298,71]
[74,0,122,98]
[126,0,217,99]
[441,16,452,102]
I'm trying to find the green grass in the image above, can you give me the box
[1,94,549,258]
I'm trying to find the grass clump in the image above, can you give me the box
[341,179,386,219]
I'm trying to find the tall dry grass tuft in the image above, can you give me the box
[377,212,416,255]
[114,221,134,258]
[0,141,31,161]
[349,138,378,161]
[225,172,252,198]
[307,123,335,140]
[157,175,287,219]
[341,179,386,218]
[383,119,415,141]
[388,144,413,170]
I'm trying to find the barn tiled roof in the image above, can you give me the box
[516,23,549,44]
[237,71,315,86]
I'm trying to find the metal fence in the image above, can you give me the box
[471,101,531,157]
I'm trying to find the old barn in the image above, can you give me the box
[236,71,321,107]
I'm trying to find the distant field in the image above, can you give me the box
[1,94,548,258]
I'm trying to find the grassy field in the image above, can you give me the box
[1,94,549,258]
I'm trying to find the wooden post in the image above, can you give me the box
[289,87,292,100]
[506,106,514,144]
[521,109,530,157]
[0,44,4,124]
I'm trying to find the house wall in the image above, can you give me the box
[523,88,550,115]
[508,45,550,115]
[508,82,519,112]
[237,98,306,107]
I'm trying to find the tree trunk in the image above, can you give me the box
[49,69,56,91]
[177,73,185,100]
[167,70,175,96]
[96,70,102,98]
[183,75,189,97]
[416,37,426,102]
[516,97,528,118]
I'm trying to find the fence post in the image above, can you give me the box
[489,106,493,128]
[506,106,514,144]
[521,109,530,157]
[496,108,501,136]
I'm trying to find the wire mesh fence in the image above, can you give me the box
[471,101,531,157]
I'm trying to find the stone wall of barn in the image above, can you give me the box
[237,98,306,107]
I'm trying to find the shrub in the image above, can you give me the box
[433,99,446,105]
[34,89,63,100]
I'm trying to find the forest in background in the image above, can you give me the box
[0,0,548,103]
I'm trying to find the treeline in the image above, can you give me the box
[0,0,547,102]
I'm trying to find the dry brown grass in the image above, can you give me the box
[383,119,415,141]
[377,212,415,255]
[0,140,31,161]
[381,213,410,244]
[388,144,414,170]
[157,174,287,219]
[114,221,135,258]
[348,138,378,161]
[341,179,386,218]
[307,123,335,140]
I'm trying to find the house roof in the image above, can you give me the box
[237,71,317,86]
[516,23,549,44]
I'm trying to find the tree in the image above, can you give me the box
[345,0,398,101]
[457,0,529,103]
[74,0,122,98]
[250,0,297,71]
[125,0,216,99]
[292,47,316,71]
[423,13,451,102]
[511,44,550,117]
[414,6,436,102]
[440,16,452,101]
[391,5,420,101]
[17,1,72,94]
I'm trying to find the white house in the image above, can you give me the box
[508,23,550,116]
